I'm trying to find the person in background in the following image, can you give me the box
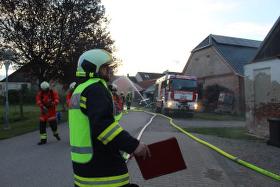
[120,92,125,110]
[69,49,150,187]
[36,81,61,145]
[125,92,132,110]
[66,82,77,108]
[111,84,123,121]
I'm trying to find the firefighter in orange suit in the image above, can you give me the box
[111,84,123,114]
[36,81,61,145]
[66,82,76,108]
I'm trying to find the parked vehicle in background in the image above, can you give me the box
[154,74,198,116]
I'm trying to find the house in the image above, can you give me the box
[0,63,65,97]
[182,34,262,113]
[112,72,170,102]
[111,75,143,97]
[244,16,280,137]
[138,79,157,98]
[0,64,34,95]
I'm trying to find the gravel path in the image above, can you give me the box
[194,133,280,176]
[172,117,280,177]
[153,115,280,186]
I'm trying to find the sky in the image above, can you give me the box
[102,0,279,76]
[0,0,279,79]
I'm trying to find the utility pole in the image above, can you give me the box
[3,60,11,129]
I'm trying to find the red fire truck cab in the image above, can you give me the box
[154,74,198,115]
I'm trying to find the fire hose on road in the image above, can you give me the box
[125,109,280,182]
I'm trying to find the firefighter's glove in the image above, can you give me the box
[133,142,151,160]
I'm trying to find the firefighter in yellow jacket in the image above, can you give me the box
[69,49,150,187]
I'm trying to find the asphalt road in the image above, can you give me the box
[0,112,152,187]
[0,111,279,187]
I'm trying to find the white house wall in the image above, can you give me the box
[0,82,31,96]
[244,58,280,137]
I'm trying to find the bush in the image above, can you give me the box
[23,88,37,104]
[8,90,20,104]
[5,87,37,105]
[0,95,3,105]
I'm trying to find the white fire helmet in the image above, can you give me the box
[76,49,114,78]
[69,82,76,90]
[40,81,50,90]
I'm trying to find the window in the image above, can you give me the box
[170,79,197,91]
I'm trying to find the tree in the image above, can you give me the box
[0,0,114,83]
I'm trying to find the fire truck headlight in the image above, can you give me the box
[194,103,198,110]
[167,101,173,108]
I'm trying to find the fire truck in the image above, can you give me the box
[154,74,198,115]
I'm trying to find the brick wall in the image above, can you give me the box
[244,59,280,137]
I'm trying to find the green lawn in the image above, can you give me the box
[184,127,261,140]
[0,104,67,139]
[193,112,245,121]
[134,106,245,121]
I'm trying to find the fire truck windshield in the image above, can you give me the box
[170,79,197,91]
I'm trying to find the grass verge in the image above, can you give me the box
[184,127,261,140]
[0,105,67,139]
[193,112,245,121]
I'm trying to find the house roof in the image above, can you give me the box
[112,76,143,92]
[137,72,163,81]
[0,63,34,82]
[252,16,280,62]
[191,34,262,75]
[128,76,138,83]
[137,79,157,90]
[162,70,183,75]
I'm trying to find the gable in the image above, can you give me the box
[184,47,233,78]
[186,34,261,76]
[253,16,280,62]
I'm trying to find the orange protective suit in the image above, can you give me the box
[36,90,59,122]
[66,90,73,108]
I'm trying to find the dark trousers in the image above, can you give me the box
[126,102,131,110]
[39,120,58,140]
